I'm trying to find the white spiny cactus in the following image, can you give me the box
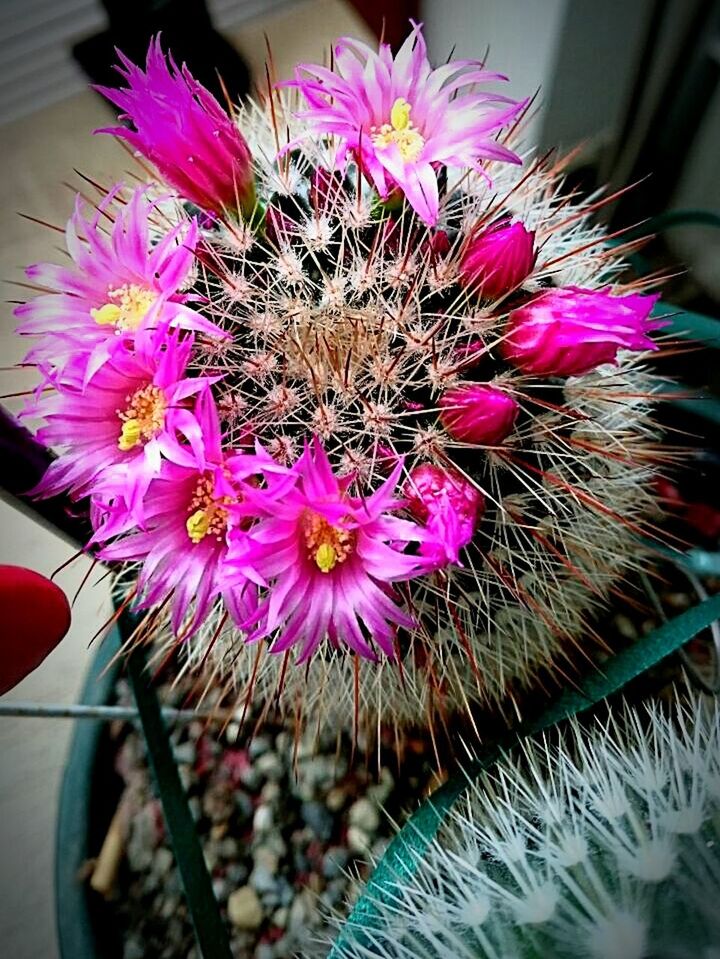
[335,694,720,959]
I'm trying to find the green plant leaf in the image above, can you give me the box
[123,613,234,959]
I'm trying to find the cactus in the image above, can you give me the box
[335,693,720,959]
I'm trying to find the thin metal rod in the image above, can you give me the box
[0,700,227,724]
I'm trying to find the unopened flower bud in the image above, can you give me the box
[97,39,256,220]
[440,383,518,445]
[460,219,536,299]
[404,463,484,566]
[502,287,663,376]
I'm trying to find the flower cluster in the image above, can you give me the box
[336,694,720,959]
[16,25,667,733]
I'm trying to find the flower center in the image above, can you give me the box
[186,475,231,544]
[91,284,157,331]
[371,97,425,162]
[117,384,167,451]
[302,510,356,573]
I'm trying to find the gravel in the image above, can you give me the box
[103,679,437,959]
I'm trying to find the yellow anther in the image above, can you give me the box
[186,509,211,544]
[314,542,338,573]
[185,475,232,545]
[118,418,142,451]
[91,303,122,326]
[390,97,411,131]
[117,384,167,451]
[92,284,157,331]
[371,98,425,162]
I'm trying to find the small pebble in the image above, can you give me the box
[212,878,229,903]
[173,742,195,765]
[349,797,380,834]
[187,797,202,822]
[153,847,174,877]
[224,721,240,745]
[234,790,253,820]
[218,837,239,859]
[227,886,263,930]
[614,613,638,640]
[325,786,347,812]
[347,825,372,854]
[260,781,281,804]
[248,734,272,759]
[301,800,334,841]
[249,864,277,895]
[177,765,193,791]
[239,765,262,791]
[287,889,313,931]
[256,751,284,782]
[368,767,395,806]
[253,804,274,833]
[253,845,279,875]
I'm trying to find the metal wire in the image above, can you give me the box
[0,700,229,724]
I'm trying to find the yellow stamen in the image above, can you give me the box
[90,303,122,326]
[315,542,338,573]
[92,284,157,331]
[185,475,233,544]
[371,97,426,162]
[390,97,411,131]
[117,384,167,451]
[186,509,211,544]
[118,418,142,451]
[302,510,355,574]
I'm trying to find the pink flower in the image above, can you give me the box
[96,38,255,218]
[288,21,524,226]
[404,464,484,566]
[460,218,536,299]
[229,440,429,662]
[439,383,519,444]
[96,393,267,637]
[15,186,226,379]
[502,287,663,376]
[26,327,212,519]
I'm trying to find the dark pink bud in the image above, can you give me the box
[502,287,663,376]
[439,383,519,445]
[96,39,256,219]
[451,338,487,369]
[460,219,536,299]
[404,464,484,567]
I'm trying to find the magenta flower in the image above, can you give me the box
[97,38,255,219]
[439,383,519,445]
[15,186,225,378]
[460,218,536,299]
[229,440,429,662]
[288,21,524,226]
[502,287,664,376]
[26,326,212,519]
[97,393,266,636]
[404,463,484,567]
